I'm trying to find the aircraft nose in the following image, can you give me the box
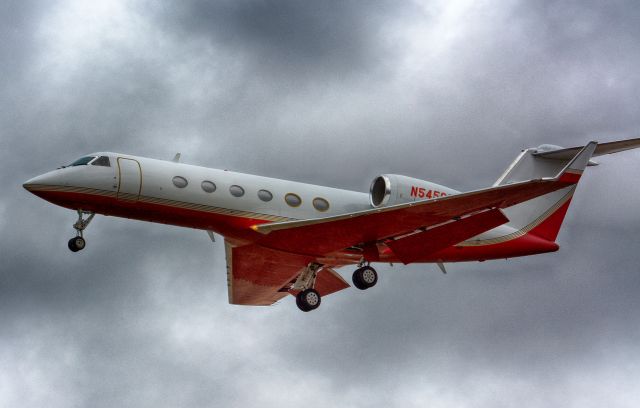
[23,175,43,191]
[23,171,63,192]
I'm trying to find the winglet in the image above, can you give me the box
[172,153,181,163]
[555,141,598,183]
[437,262,447,274]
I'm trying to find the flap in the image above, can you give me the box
[387,208,509,264]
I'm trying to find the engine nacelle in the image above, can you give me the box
[369,174,459,208]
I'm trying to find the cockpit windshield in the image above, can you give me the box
[91,156,111,167]
[66,155,111,167]
[69,156,96,166]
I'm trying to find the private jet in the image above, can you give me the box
[23,138,640,311]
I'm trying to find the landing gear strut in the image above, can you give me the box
[352,264,378,290]
[293,263,322,312]
[68,209,94,252]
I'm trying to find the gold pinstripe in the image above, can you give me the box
[25,184,293,222]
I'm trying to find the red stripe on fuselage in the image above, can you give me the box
[29,187,270,244]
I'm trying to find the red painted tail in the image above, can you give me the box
[496,142,597,243]
[528,196,573,241]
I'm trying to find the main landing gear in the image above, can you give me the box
[293,263,380,312]
[293,263,322,312]
[352,265,378,290]
[68,209,95,252]
[296,288,321,312]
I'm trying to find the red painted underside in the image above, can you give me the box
[32,189,268,244]
[409,233,559,262]
[33,188,562,263]
[32,186,571,305]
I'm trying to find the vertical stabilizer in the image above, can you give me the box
[497,142,597,242]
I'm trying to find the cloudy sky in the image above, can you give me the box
[2,0,640,406]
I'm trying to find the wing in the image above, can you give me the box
[225,240,349,306]
[253,180,558,256]
[252,142,596,257]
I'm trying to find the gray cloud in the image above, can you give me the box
[2,0,640,407]
[158,0,404,80]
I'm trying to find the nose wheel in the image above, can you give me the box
[68,236,86,252]
[68,209,94,252]
[352,265,378,290]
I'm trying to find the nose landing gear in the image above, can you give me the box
[68,236,86,252]
[68,210,94,252]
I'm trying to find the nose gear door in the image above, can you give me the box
[116,158,142,202]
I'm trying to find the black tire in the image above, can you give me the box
[352,266,378,290]
[68,237,85,252]
[296,292,310,312]
[68,238,79,252]
[296,289,321,312]
[352,268,366,290]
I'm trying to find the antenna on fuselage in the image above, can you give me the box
[172,153,181,163]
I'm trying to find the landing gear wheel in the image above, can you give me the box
[352,266,378,290]
[68,236,86,252]
[296,288,321,312]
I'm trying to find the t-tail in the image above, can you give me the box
[495,138,640,242]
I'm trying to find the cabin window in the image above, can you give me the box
[201,180,216,193]
[91,156,111,167]
[229,185,245,197]
[257,189,273,202]
[285,193,302,207]
[172,176,188,188]
[312,197,330,212]
[69,156,96,166]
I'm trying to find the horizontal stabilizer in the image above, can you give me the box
[495,141,597,186]
[533,137,640,160]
